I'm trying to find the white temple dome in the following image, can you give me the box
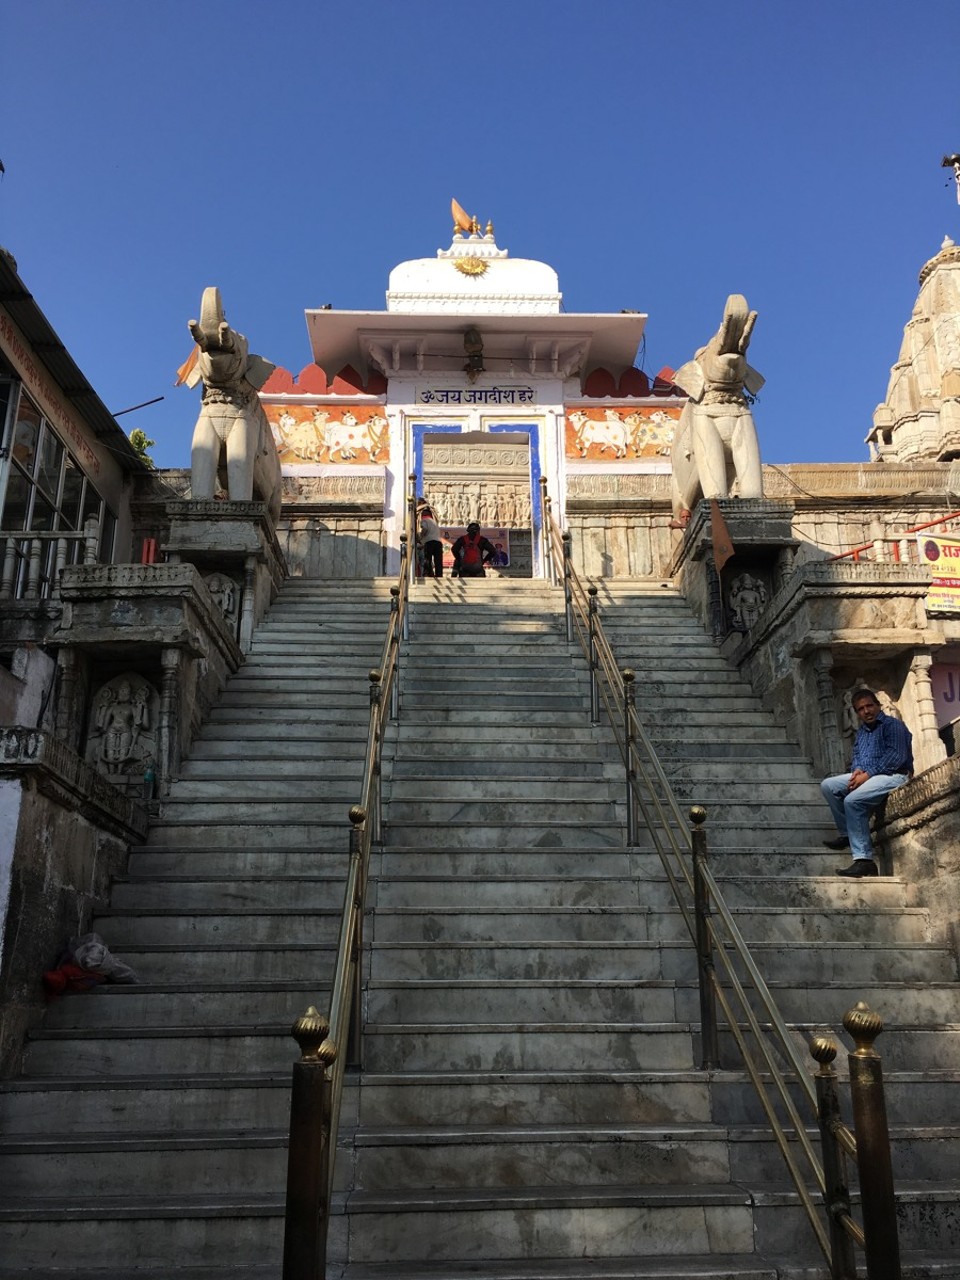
[387,227,561,317]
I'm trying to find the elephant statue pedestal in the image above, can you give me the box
[668,498,798,644]
[163,499,286,653]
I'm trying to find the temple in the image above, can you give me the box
[0,195,959,1275]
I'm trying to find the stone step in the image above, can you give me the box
[384,800,622,825]
[154,798,371,823]
[140,821,356,847]
[178,756,366,779]
[0,1198,284,1270]
[69,944,337,983]
[0,1132,293,1199]
[332,1184,757,1265]
[92,908,342,945]
[370,903,934,946]
[391,757,614,778]
[198,721,368,742]
[364,979,960,1027]
[332,1257,816,1280]
[0,1074,295,1135]
[168,775,366,799]
[362,1024,697,1073]
[381,821,833,851]
[382,776,824,804]
[385,779,622,802]
[21,1028,298,1077]
[367,941,954,986]
[41,984,333,1030]
[109,876,345,911]
[347,1124,737,1192]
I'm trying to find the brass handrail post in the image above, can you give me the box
[562,531,574,643]
[346,806,366,1069]
[588,586,600,725]
[689,806,720,1069]
[407,472,418,587]
[623,669,638,847]
[844,1003,902,1280]
[389,586,401,719]
[539,476,550,581]
[399,535,410,640]
[282,1005,335,1280]
[368,671,383,843]
[810,1032,857,1280]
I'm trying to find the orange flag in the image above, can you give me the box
[174,345,200,387]
[710,500,735,573]
[451,198,473,233]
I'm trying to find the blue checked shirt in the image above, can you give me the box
[850,711,914,776]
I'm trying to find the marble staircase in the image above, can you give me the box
[335,578,960,1280]
[1,575,958,1279]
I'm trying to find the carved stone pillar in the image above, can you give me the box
[158,648,182,795]
[909,651,948,774]
[812,649,845,775]
[775,545,797,593]
[55,650,81,752]
[240,554,257,653]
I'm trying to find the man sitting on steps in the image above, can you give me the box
[821,688,913,878]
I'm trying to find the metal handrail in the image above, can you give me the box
[282,475,417,1279]
[543,500,901,1280]
[828,508,960,562]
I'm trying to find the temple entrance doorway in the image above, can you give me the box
[416,429,537,577]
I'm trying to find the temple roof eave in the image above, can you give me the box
[304,309,648,384]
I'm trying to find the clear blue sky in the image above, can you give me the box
[3,0,959,469]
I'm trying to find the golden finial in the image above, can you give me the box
[843,1001,884,1056]
[486,220,494,237]
[291,1006,330,1061]
[809,1031,839,1069]
[471,213,481,235]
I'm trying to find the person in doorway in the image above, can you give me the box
[452,522,496,578]
[419,505,444,578]
[821,689,913,877]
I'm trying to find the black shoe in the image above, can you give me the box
[822,835,850,851]
[837,859,879,877]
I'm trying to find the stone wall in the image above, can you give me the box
[0,729,146,1076]
[876,757,960,954]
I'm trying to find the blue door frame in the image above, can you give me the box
[410,421,543,575]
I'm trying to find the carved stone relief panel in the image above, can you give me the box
[422,482,531,528]
[85,673,160,784]
[203,571,241,632]
[726,572,768,632]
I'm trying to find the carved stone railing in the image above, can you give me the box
[0,726,148,840]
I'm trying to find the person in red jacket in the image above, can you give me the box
[452,522,496,578]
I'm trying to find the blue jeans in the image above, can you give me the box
[821,772,910,860]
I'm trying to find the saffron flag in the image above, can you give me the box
[710,500,735,573]
[174,345,199,387]
[451,198,473,233]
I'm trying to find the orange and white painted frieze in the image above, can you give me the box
[564,405,681,461]
[265,403,389,465]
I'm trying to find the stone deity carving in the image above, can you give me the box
[727,573,768,631]
[86,674,159,779]
[204,571,240,630]
[670,294,764,520]
[184,287,282,521]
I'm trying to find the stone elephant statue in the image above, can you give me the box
[184,287,282,522]
[670,294,764,521]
